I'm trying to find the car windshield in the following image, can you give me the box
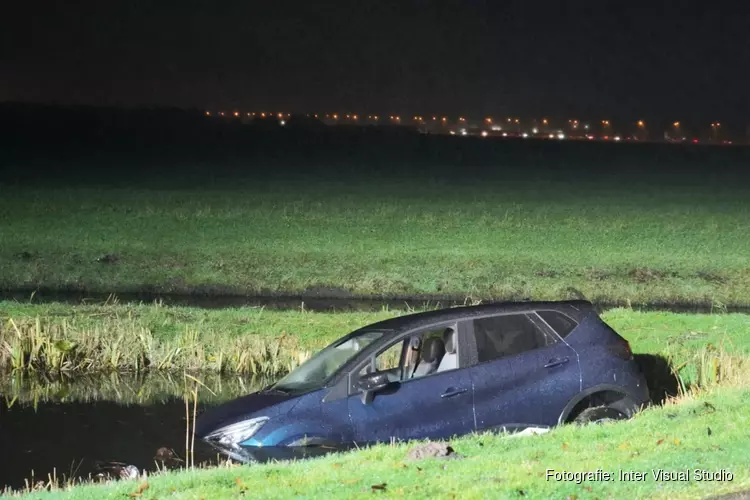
[272,330,384,393]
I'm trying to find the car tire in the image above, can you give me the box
[573,406,628,425]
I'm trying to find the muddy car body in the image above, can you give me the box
[196,300,649,462]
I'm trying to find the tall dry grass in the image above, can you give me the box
[0,316,312,376]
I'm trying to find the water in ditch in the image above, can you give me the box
[0,372,269,491]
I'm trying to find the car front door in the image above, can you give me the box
[466,312,582,433]
[346,322,475,444]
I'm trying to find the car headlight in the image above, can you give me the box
[205,417,269,447]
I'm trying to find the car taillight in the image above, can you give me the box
[609,340,633,360]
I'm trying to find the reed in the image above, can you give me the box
[0,316,312,376]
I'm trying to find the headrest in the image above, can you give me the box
[421,337,446,363]
[443,328,456,354]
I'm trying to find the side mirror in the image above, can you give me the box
[357,372,391,404]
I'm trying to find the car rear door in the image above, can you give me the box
[346,322,475,444]
[466,312,582,433]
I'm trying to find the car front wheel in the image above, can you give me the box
[573,406,628,425]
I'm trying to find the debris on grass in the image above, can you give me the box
[406,442,465,461]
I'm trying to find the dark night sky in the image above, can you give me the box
[2,1,749,122]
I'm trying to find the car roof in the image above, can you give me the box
[360,300,595,335]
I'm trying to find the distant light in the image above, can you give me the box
[614,136,621,141]
[449,131,456,135]
[542,119,548,125]
[602,120,609,125]
[205,111,211,116]
[280,120,286,126]
[442,117,447,122]
[522,132,529,138]
[485,117,493,124]
[491,125,502,131]
[314,114,318,118]
[548,133,555,139]
[532,128,538,134]
[507,118,512,123]
[247,112,252,116]
[673,121,680,127]
[374,115,379,120]
[333,114,338,119]
[433,116,437,121]
[557,133,565,140]
[502,132,508,137]
[460,129,467,136]
[459,117,466,122]
[603,135,609,140]
[353,114,358,120]
[692,138,699,143]
[637,120,645,127]
[587,135,594,140]
[219,111,225,116]
[514,119,519,124]
[261,112,266,118]
[584,124,590,130]
[233,111,239,117]
[481,131,488,137]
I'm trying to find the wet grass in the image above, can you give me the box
[10,386,750,499]
[2,178,750,305]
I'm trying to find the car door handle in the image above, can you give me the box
[441,388,468,398]
[544,357,570,368]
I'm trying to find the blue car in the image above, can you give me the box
[196,300,650,462]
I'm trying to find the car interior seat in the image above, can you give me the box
[411,336,446,378]
[437,328,458,372]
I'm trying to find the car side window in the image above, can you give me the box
[359,339,406,381]
[536,310,578,338]
[472,313,558,363]
[357,325,457,383]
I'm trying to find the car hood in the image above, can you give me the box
[195,390,296,439]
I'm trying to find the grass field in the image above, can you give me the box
[11,386,750,499]
[2,175,750,306]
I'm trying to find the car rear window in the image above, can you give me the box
[537,310,578,338]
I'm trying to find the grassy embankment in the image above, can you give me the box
[3,302,750,498]
[2,177,750,306]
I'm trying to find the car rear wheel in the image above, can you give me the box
[573,406,628,425]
